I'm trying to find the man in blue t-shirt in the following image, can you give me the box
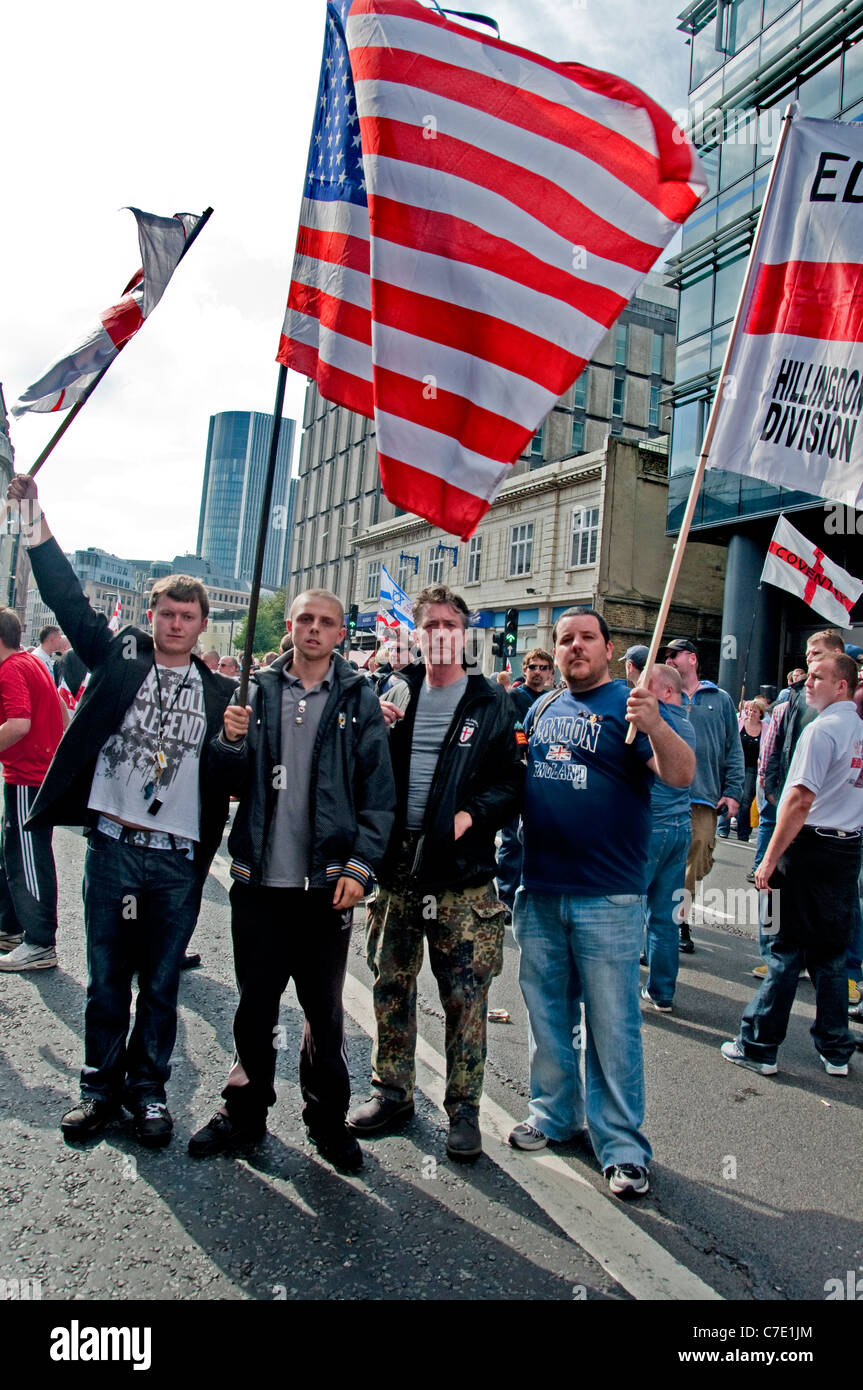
[509,608,695,1200]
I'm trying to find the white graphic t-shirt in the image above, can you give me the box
[88,663,206,839]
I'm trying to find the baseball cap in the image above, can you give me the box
[619,644,649,671]
[844,643,863,661]
[663,638,698,655]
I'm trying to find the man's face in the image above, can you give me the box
[149,597,207,659]
[44,632,63,654]
[523,656,553,692]
[218,656,240,677]
[553,616,612,691]
[788,667,806,684]
[287,594,346,662]
[806,640,840,667]
[648,671,678,706]
[805,659,846,711]
[663,648,697,679]
[417,603,466,668]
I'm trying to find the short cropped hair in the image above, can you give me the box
[807,629,845,653]
[413,584,470,629]
[149,574,209,619]
[0,608,21,650]
[652,662,682,696]
[818,653,860,691]
[39,625,60,644]
[290,588,345,625]
[552,606,610,644]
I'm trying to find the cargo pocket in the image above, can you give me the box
[467,884,507,982]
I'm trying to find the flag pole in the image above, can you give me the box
[237,365,288,707]
[625,104,797,743]
[24,207,214,481]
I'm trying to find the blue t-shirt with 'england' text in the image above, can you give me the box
[522,680,655,896]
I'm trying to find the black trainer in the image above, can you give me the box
[679,925,695,954]
[60,1098,121,1142]
[188,1110,266,1157]
[446,1116,482,1162]
[309,1128,363,1172]
[347,1094,414,1133]
[133,1102,173,1149]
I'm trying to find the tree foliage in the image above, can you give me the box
[233,588,287,656]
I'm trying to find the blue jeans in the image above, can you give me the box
[81,831,201,1105]
[495,815,522,912]
[738,937,854,1066]
[644,818,690,1006]
[753,798,776,872]
[512,888,651,1170]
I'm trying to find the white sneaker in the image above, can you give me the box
[0,943,57,971]
[720,1039,777,1076]
[508,1122,548,1151]
[605,1163,649,1198]
[819,1054,849,1077]
[0,933,24,951]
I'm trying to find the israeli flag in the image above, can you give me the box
[380,564,414,630]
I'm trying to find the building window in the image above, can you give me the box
[612,377,625,418]
[651,332,664,377]
[467,535,482,584]
[509,523,533,577]
[397,555,412,592]
[365,560,380,601]
[427,547,445,584]
[573,371,588,409]
[571,416,585,453]
[569,507,599,568]
[614,321,628,366]
[649,384,661,428]
[529,424,545,459]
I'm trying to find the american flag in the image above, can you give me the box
[278,0,706,539]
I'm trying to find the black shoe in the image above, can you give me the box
[346,1094,414,1133]
[180,953,202,971]
[309,1128,363,1172]
[60,1097,121,1142]
[188,1110,266,1157]
[639,953,648,967]
[133,1102,173,1149]
[446,1116,482,1162]
[679,926,695,954]
[746,870,756,883]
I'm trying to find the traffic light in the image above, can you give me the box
[347,604,358,642]
[491,631,505,660]
[504,607,519,659]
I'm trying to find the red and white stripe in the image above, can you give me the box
[279,0,705,538]
[13,209,201,417]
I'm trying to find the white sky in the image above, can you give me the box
[0,0,691,559]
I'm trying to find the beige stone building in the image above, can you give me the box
[353,437,726,676]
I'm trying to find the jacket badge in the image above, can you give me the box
[338,712,346,728]
[459,718,478,744]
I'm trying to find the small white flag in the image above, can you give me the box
[761,514,863,627]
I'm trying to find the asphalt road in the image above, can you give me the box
[1,824,861,1309]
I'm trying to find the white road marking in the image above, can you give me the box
[209,854,722,1302]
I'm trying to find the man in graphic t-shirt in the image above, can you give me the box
[0,609,64,971]
[722,652,863,1079]
[510,608,694,1199]
[6,474,236,1150]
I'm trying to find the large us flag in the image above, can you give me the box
[279,0,706,538]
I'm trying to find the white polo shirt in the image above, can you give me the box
[780,698,863,831]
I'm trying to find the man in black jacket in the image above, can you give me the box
[6,474,236,1149]
[188,589,394,1171]
[348,584,523,1161]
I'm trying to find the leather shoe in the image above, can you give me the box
[60,1098,121,1142]
[133,1102,173,1149]
[188,1110,266,1157]
[309,1128,363,1172]
[446,1116,482,1162]
[180,953,202,970]
[679,926,695,954]
[347,1094,414,1133]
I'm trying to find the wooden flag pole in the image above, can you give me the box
[625,105,797,743]
[237,364,288,707]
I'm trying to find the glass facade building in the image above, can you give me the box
[197,411,296,591]
[667,0,863,692]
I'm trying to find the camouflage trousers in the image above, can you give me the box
[366,871,506,1121]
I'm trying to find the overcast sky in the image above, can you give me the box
[0,0,691,560]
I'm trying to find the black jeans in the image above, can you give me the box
[224,883,353,1135]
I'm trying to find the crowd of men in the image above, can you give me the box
[1,470,861,1201]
